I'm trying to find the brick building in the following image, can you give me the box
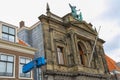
[0,21,37,80]
[18,4,110,80]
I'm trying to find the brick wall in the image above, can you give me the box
[0,48,34,80]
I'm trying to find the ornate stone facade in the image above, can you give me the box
[38,5,110,80]
[18,4,110,80]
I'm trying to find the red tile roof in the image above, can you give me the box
[18,39,28,46]
[105,55,120,71]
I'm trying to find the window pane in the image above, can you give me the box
[20,57,32,78]
[9,35,15,42]
[57,47,64,65]
[20,64,26,77]
[26,72,31,78]
[58,52,64,64]
[20,58,25,63]
[7,63,13,73]
[20,64,23,74]
[1,55,7,61]
[26,59,31,64]
[0,62,6,72]
[20,73,25,77]
[2,33,9,40]
[57,47,61,52]
[2,26,8,33]
[39,69,41,73]
[8,56,14,62]
[9,28,15,35]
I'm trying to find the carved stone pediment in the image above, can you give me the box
[71,21,97,35]
[63,14,97,35]
[63,13,78,23]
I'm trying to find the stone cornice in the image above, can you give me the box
[0,21,18,28]
[38,14,64,26]
[98,38,105,43]
[44,70,108,79]
[68,22,97,35]
[0,39,37,55]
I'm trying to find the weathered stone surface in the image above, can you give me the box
[39,13,109,80]
[18,11,110,80]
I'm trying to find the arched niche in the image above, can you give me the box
[77,41,88,66]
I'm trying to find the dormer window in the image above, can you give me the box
[2,25,15,42]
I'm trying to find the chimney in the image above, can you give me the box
[19,21,25,28]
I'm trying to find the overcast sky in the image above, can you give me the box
[0,0,120,62]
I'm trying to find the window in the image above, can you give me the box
[57,46,64,65]
[2,25,15,42]
[0,54,14,77]
[39,69,42,80]
[19,57,31,78]
[78,44,85,65]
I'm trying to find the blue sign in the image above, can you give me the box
[36,57,46,67]
[22,57,46,73]
[22,60,34,73]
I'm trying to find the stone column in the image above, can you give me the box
[66,33,71,66]
[74,34,81,65]
[70,32,78,65]
[49,27,56,70]
[95,46,100,69]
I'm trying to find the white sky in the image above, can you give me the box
[0,0,120,62]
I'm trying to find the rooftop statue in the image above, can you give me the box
[69,3,83,21]
[69,3,78,19]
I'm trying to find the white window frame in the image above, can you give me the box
[0,52,15,78]
[19,56,33,79]
[2,25,16,42]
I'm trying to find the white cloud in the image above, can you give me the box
[0,0,119,62]
[107,49,120,62]
[0,0,107,26]
[94,20,120,41]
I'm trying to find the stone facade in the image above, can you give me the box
[18,4,110,80]
[0,45,35,80]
